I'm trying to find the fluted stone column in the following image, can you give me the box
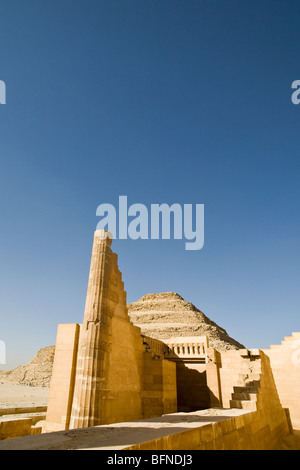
[69,230,114,429]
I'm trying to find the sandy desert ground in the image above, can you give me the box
[0,382,49,405]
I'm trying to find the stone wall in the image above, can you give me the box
[44,231,177,432]
[0,404,46,441]
[129,349,292,450]
[0,405,292,450]
[0,418,42,441]
[0,340,293,448]
[45,321,177,432]
[44,324,80,432]
[263,332,300,430]
[125,408,290,450]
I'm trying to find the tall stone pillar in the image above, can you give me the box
[69,230,114,429]
[45,228,177,432]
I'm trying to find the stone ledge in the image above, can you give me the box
[0,408,265,450]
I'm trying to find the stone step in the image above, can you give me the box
[231,392,258,401]
[240,364,261,371]
[283,336,295,342]
[246,379,260,387]
[229,400,257,411]
[249,374,261,381]
[247,367,262,374]
[238,374,260,381]
[233,386,259,394]
[236,380,260,390]
[292,332,300,339]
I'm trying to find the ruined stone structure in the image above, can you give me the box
[263,333,300,430]
[44,230,177,432]
[3,228,296,449]
[0,346,296,449]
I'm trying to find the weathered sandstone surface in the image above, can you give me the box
[128,292,244,351]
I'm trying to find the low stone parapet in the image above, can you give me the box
[0,403,47,440]
[0,406,292,450]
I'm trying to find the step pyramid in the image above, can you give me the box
[128,292,244,351]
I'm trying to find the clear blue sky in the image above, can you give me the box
[0,0,299,369]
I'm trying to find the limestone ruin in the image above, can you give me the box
[44,230,177,432]
[0,229,299,449]
[0,291,244,388]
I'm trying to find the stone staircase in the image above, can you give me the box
[264,332,300,429]
[270,332,300,349]
[229,351,262,411]
[230,381,259,411]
